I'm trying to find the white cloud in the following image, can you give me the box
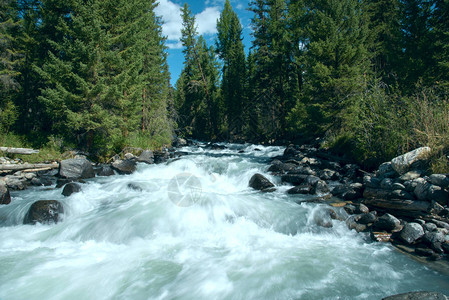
[155,0,221,49]
[196,7,220,36]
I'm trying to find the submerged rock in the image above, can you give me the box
[62,182,82,197]
[23,200,64,225]
[59,158,95,179]
[249,173,275,191]
[112,159,137,175]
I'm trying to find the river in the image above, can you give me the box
[0,143,448,299]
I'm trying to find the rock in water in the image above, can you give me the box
[96,164,115,177]
[111,159,137,175]
[390,147,431,175]
[0,182,11,205]
[59,158,95,179]
[23,200,64,225]
[399,222,425,244]
[137,150,154,164]
[373,213,401,232]
[62,182,82,197]
[382,291,449,300]
[249,173,275,191]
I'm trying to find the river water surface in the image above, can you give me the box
[0,143,448,299]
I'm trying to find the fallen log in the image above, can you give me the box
[0,163,58,171]
[0,147,39,155]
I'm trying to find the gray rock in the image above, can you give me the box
[427,185,449,206]
[378,162,395,177]
[153,150,169,164]
[430,219,449,230]
[96,165,115,176]
[363,176,381,189]
[391,189,415,200]
[268,161,296,173]
[358,212,377,224]
[281,174,308,185]
[59,158,95,179]
[356,203,370,214]
[429,201,445,215]
[289,166,316,176]
[249,173,275,191]
[399,170,423,182]
[319,169,339,181]
[127,183,143,191]
[312,180,330,194]
[373,213,401,232]
[346,215,367,232]
[382,291,448,300]
[429,174,449,188]
[0,182,11,205]
[287,184,312,195]
[344,204,356,215]
[392,183,406,190]
[111,159,137,175]
[4,175,26,190]
[399,222,425,244]
[423,222,438,232]
[363,188,392,199]
[62,182,82,197]
[332,184,363,200]
[363,198,430,218]
[137,150,154,164]
[380,178,394,190]
[124,153,135,160]
[23,200,64,225]
[414,178,431,201]
[30,177,53,187]
[390,147,431,175]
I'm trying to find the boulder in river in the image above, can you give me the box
[0,182,11,205]
[62,182,82,197]
[96,164,115,177]
[249,173,275,191]
[23,200,64,225]
[373,213,401,232]
[59,158,95,179]
[112,159,137,175]
[137,150,154,164]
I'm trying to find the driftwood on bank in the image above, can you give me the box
[0,147,39,155]
[0,162,59,172]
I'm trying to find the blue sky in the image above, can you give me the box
[154,0,253,86]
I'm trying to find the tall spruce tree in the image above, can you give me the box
[216,0,246,138]
[288,0,371,138]
[431,0,449,86]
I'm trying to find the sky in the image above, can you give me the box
[154,0,254,86]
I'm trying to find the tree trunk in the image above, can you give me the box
[0,163,59,171]
[0,147,39,155]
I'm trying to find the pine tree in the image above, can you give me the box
[431,0,449,86]
[216,0,246,138]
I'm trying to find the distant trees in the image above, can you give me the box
[1,0,173,157]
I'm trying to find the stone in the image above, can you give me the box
[319,169,340,181]
[332,184,363,200]
[127,183,143,191]
[344,204,356,215]
[288,166,316,176]
[137,150,154,164]
[281,174,308,185]
[153,150,169,164]
[423,231,446,253]
[363,188,392,199]
[249,173,275,191]
[356,203,370,214]
[377,162,396,177]
[124,153,135,160]
[304,175,320,186]
[363,176,381,189]
[363,198,430,218]
[283,145,299,158]
[30,177,53,187]
[346,215,367,232]
[62,182,82,197]
[413,178,431,201]
[391,189,415,200]
[427,185,449,206]
[4,175,26,190]
[429,201,445,215]
[267,161,296,173]
[373,213,401,232]
[399,222,424,244]
[23,200,64,225]
[358,212,377,225]
[59,158,95,179]
[96,165,115,176]
[423,222,438,232]
[390,146,431,175]
[380,178,394,190]
[430,219,449,230]
[392,183,406,190]
[24,172,37,181]
[0,182,11,205]
[312,180,330,194]
[429,174,449,188]
[287,184,312,195]
[415,248,435,257]
[111,159,137,175]
[399,170,423,182]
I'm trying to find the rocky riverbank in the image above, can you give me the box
[249,143,449,265]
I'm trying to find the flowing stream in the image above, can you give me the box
[0,143,448,300]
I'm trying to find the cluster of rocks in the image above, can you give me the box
[248,144,449,262]
[0,147,177,225]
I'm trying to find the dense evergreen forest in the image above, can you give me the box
[1,0,448,170]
